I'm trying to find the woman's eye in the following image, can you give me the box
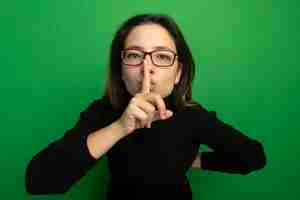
[156,54,171,61]
[126,53,141,59]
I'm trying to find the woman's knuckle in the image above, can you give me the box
[148,104,155,112]
[153,93,160,99]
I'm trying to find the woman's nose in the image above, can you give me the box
[142,54,155,72]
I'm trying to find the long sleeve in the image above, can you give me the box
[25,99,106,195]
[193,107,267,175]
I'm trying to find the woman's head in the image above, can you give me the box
[104,14,197,111]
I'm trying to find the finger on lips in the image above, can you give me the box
[141,69,151,94]
[140,71,169,128]
[143,78,166,116]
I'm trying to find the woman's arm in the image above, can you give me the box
[25,99,125,195]
[193,109,267,175]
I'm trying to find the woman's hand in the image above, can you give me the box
[116,72,173,136]
[191,152,201,169]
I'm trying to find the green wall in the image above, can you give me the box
[1,0,299,199]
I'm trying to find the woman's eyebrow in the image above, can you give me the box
[153,46,176,51]
[125,45,143,50]
[125,45,174,51]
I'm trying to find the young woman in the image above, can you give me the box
[25,14,267,199]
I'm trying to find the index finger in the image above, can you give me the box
[141,70,150,94]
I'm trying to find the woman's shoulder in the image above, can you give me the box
[181,100,217,120]
[80,95,114,118]
[87,95,111,108]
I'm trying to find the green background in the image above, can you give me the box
[1,0,299,199]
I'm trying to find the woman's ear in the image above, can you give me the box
[175,62,182,84]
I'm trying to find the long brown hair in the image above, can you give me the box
[103,14,198,112]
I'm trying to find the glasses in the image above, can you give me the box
[121,48,177,67]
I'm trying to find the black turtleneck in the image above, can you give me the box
[25,92,267,199]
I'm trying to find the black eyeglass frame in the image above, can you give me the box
[121,48,178,67]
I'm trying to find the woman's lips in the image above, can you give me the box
[138,82,155,91]
[150,85,155,91]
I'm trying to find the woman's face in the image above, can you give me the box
[121,23,182,98]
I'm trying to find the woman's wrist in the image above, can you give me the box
[191,152,202,169]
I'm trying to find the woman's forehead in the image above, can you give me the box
[124,24,176,51]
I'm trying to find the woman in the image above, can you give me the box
[25,14,267,199]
